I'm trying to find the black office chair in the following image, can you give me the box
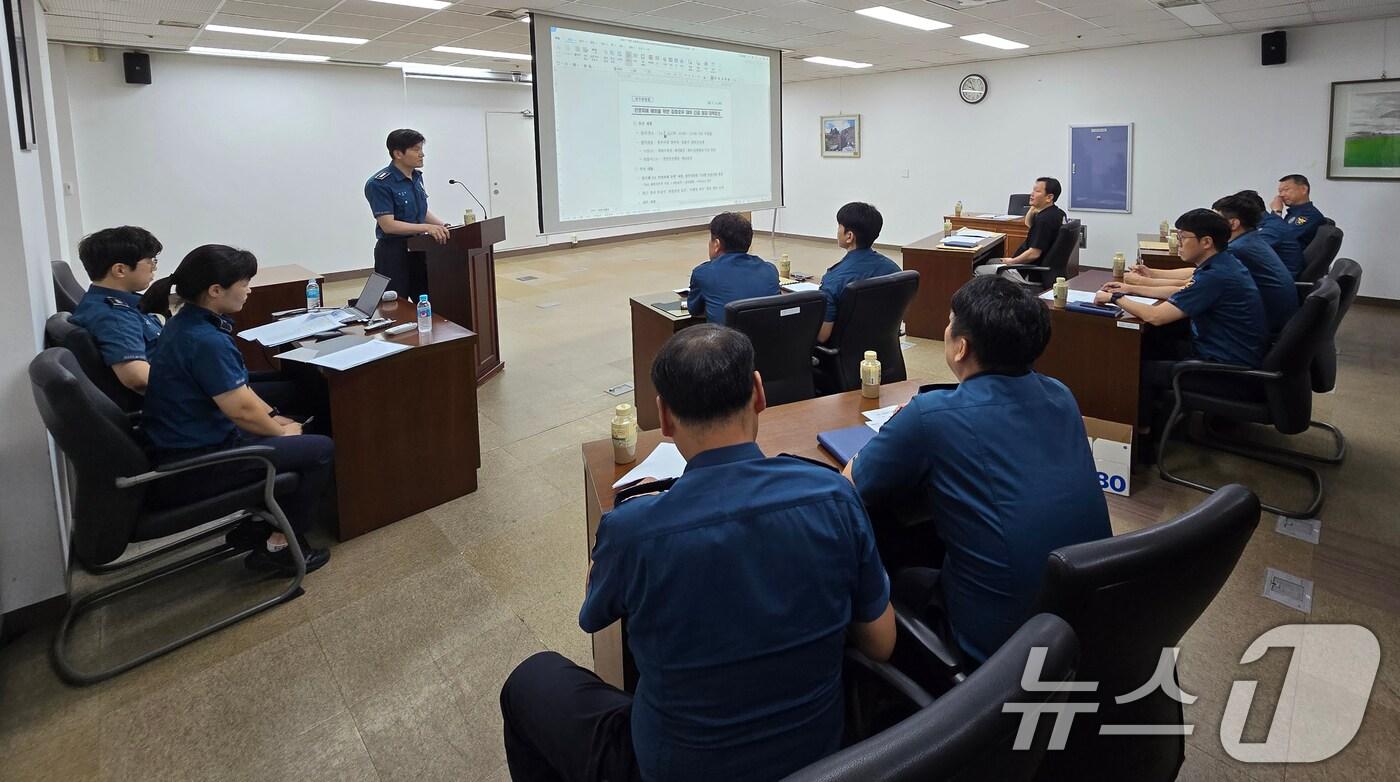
[1007,194,1031,216]
[725,290,825,406]
[784,614,1079,782]
[44,312,143,413]
[1301,258,1362,462]
[1297,224,1342,284]
[1158,278,1340,518]
[814,271,919,394]
[1029,484,1261,782]
[997,220,1080,291]
[29,347,307,685]
[52,260,85,313]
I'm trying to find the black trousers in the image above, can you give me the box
[373,238,427,302]
[500,651,640,782]
[151,432,335,535]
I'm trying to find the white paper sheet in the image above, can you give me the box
[612,442,687,489]
[1038,288,1159,309]
[308,339,411,371]
[237,311,346,346]
[862,404,901,432]
[783,282,820,292]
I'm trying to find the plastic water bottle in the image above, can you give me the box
[416,294,432,333]
[305,278,320,310]
[860,351,881,399]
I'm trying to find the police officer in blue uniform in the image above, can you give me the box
[1270,173,1327,248]
[69,226,165,394]
[685,212,779,326]
[142,245,332,575]
[848,275,1111,665]
[1098,209,1268,449]
[817,201,901,343]
[1120,196,1297,336]
[501,325,894,782]
[364,128,450,301]
[1237,189,1305,277]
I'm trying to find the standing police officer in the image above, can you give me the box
[364,129,450,300]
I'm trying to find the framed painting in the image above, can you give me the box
[1328,78,1400,181]
[821,114,859,158]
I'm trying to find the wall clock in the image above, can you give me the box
[959,74,987,104]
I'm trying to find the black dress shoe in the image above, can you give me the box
[225,519,273,551]
[245,543,330,576]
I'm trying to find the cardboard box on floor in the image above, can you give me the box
[1085,416,1133,496]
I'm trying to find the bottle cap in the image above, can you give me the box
[615,403,632,415]
[1056,277,1067,284]
[418,294,429,302]
[864,350,877,361]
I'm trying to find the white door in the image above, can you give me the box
[486,111,546,251]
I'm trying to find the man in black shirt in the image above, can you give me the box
[974,177,1065,281]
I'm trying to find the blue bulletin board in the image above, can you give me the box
[1069,123,1133,213]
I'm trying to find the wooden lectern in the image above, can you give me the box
[408,216,505,384]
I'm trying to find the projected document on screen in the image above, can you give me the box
[532,16,783,234]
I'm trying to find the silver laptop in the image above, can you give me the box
[329,272,390,323]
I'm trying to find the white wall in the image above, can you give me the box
[1,1,71,614]
[770,18,1400,300]
[54,47,705,280]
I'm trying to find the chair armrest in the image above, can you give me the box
[844,648,934,710]
[1169,361,1282,384]
[1295,280,1316,292]
[1008,265,1051,274]
[813,345,839,358]
[894,605,968,685]
[116,445,278,489]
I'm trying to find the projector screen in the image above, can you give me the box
[530,15,783,234]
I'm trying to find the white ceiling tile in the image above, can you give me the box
[1220,3,1311,21]
[218,2,327,24]
[645,2,745,22]
[752,0,849,23]
[1230,12,1316,27]
[205,14,306,33]
[336,0,437,21]
[586,0,685,11]
[710,0,793,10]
[314,12,415,31]
[564,3,646,22]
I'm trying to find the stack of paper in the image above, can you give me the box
[954,228,999,239]
[1038,289,1159,308]
[784,282,820,292]
[1139,240,1169,251]
[940,235,983,248]
[277,335,412,371]
[238,311,346,346]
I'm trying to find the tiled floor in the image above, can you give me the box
[2,230,1396,780]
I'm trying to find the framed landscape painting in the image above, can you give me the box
[821,114,860,158]
[1328,78,1400,180]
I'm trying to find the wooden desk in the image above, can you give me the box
[1034,270,1146,427]
[1137,233,1190,270]
[901,231,1004,339]
[629,294,701,430]
[306,298,481,540]
[629,264,829,430]
[949,213,1028,252]
[234,264,320,372]
[581,379,926,689]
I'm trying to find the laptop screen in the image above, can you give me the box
[353,273,391,318]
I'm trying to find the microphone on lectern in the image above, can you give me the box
[448,179,489,220]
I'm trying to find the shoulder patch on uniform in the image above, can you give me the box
[104,296,131,309]
[1293,216,1308,225]
[374,171,390,180]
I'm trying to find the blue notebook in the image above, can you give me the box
[818,424,877,465]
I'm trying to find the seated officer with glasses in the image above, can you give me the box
[501,324,894,782]
[69,226,165,394]
[1096,209,1268,447]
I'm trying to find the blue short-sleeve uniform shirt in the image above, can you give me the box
[817,247,901,322]
[1168,250,1269,367]
[1283,201,1325,248]
[1228,231,1298,335]
[1256,213,1305,278]
[686,252,780,326]
[365,164,428,242]
[142,304,251,451]
[69,285,163,366]
[852,373,1111,664]
[581,443,890,782]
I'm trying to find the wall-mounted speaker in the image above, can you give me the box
[123,52,151,84]
[1261,31,1286,66]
